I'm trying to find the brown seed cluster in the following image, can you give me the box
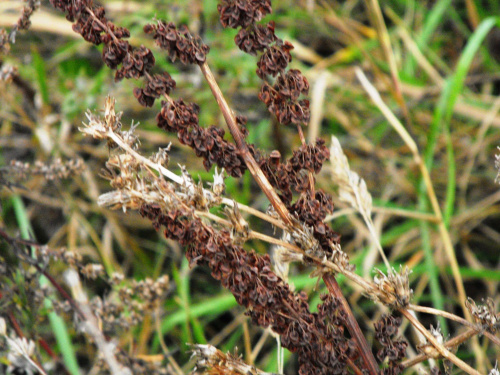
[257,138,343,260]
[134,72,176,108]
[218,0,272,29]
[140,204,357,374]
[258,139,330,203]
[156,99,248,178]
[374,315,408,375]
[218,0,310,126]
[49,0,172,108]
[49,0,248,179]
[17,0,41,31]
[259,69,310,125]
[144,21,210,65]
[235,22,277,55]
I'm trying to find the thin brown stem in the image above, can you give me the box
[400,309,481,375]
[199,61,379,375]
[409,304,500,347]
[296,124,315,195]
[402,327,478,369]
[323,274,379,375]
[199,62,292,227]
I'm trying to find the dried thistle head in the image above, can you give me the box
[466,297,500,332]
[371,266,413,309]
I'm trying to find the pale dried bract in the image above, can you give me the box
[371,266,413,308]
[466,297,500,333]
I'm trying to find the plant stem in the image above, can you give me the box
[324,274,379,375]
[399,309,481,375]
[199,61,379,375]
[199,62,293,227]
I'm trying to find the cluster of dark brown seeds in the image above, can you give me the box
[218,0,310,125]
[156,99,248,177]
[41,0,412,374]
[140,204,359,375]
[144,21,210,65]
[374,315,408,375]
[49,0,164,107]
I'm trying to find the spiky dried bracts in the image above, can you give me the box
[140,203,359,375]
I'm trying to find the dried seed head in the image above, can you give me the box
[371,266,413,308]
[81,264,105,280]
[191,344,267,375]
[0,317,6,336]
[330,135,373,217]
[430,323,444,345]
[150,145,171,166]
[224,203,249,244]
[210,167,226,196]
[0,64,18,82]
[6,158,84,181]
[6,336,37,375]
[81,97,123,139]
[490,362,499,375]
[466,297,500,332]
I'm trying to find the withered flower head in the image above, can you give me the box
[372,266,413,309]
[466,297,500,332]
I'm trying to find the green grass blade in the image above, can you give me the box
[11,196,81,375]
[31,50,50,106]
[440,17,499,224]
[405,0,452,74]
